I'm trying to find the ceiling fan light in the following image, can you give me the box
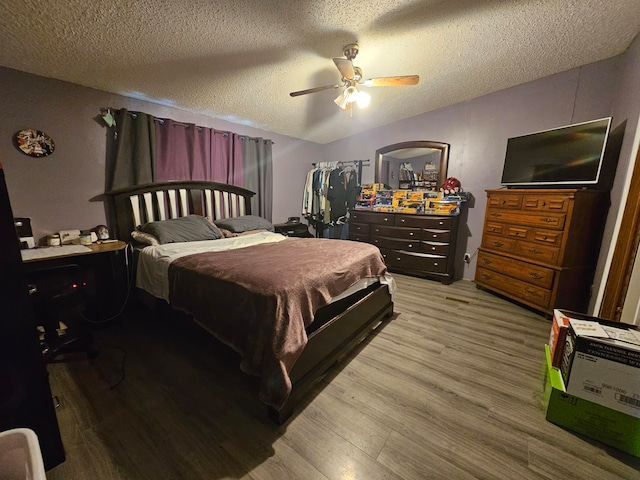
[344,86,359,104]
[334,92,348,109]
[356,91,371,108]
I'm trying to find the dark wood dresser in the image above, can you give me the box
[474,189,609,315]
[350,210,459,284]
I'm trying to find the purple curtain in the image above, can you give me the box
[210,131,244,186]
[154,121,243,186]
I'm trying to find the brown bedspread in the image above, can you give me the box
[167,237,387,410]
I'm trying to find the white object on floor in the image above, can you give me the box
[0,428,46,480]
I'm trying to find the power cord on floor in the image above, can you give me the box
[95,338,127,390]
[81,242,135,324]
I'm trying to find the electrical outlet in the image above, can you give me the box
[464,253,471,264]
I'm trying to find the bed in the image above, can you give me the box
[105,180,394,423]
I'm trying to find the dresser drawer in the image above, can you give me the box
[371,225,420,240]
[487,194,522,209]
[477,250,555,289]
[349,233,369,243]
[421,241,450,255]
[395,215,453,229]
[504,225,563,247]
[485,222,505,235]
[514,241,560,265]
[350,211,394,225]
[421,229,451,242]
[481,234,517,254]
[485,209,566,230]
[371,236,420,252]
[475,267,551,309]
[350,222,370,236]
[522,194,571,212]
[380,249,448,274]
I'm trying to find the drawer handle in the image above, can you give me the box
[480,273,491,280]
[490,213,502,218]
[542,218,554,223]
[434,262,438,266]
[374,239,379,243]
[530,273,543,280]
[500,200,506,205]
[401,219,406,223]
[408,244,413,248]
[529,249,543,255]
[541,201,546,206]
[525,288,541,298]
[482,258,492,264]
[384,218,389,222]
[410,232,415,236]
[438,221,444,225]
[396,257,401,261]
[492,241,504,247]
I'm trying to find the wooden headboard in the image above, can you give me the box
[104,181,254,241]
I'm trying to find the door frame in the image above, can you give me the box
[599,140,640,320]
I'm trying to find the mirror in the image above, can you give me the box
[375,141,450,191]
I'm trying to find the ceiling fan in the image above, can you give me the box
[290,44,419,110]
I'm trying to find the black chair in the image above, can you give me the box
[27,264,97,363]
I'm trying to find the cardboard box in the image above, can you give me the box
[559,316,640,418]
[543,345,640,457]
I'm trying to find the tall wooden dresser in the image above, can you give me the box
[350,210,459,284]
[474,189,609,315]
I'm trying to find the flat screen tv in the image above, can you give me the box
[500,117,613,188]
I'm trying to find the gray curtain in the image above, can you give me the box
[105,108,155,191]
[242,137,273,221]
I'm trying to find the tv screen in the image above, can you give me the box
[500,117,612,187]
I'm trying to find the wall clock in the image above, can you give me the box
[14,129,55,157]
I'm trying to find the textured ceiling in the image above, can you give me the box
[1,0,639,144]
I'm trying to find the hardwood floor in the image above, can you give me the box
[46,275,640,479]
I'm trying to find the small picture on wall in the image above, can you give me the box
[14,129,55,157]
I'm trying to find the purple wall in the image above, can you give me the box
[0,67,319,243]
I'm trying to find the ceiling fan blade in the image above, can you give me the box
[289,84,340,97]
[333,58,355,80]
[364,75,420,87]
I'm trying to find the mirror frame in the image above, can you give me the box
[375,141,450,191]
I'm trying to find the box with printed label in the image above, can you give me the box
[543,345,640,457]
[560,317,640,418]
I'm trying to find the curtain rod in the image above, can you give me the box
[114,109,274,143]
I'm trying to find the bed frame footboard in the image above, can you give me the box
[269,282,394,424]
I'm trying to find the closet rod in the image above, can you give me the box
[312,159,369,167]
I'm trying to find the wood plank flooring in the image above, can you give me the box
[45,275,640,479]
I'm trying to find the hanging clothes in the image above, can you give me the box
[302,161,361,238]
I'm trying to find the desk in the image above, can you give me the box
[22,241,128,321]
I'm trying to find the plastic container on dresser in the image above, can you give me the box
[474,189,610,316]
[349,210,459,284]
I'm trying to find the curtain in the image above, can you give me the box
[210,131,243,186]
[105,109,155,191]
[104,109,271,218]
[154,122,244,185]
[155,120,208,182]
[242,137,273,221]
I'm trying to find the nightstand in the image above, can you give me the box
[273,222,312,238]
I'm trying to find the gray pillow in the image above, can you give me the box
[214,215,274,233]
[137,215,223,244]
